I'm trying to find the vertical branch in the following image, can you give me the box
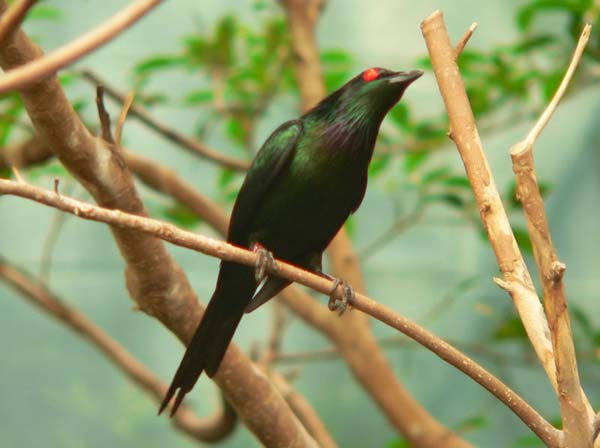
[279,2,471,447]
[420,11,558,392]
[0,259,238,443]
[511,25,594,447]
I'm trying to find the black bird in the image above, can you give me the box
[160,67,422,415]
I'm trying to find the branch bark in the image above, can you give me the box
[0,177,562,448]
[421,10,558,394]
[279,2,473,446]
[0,0,163,94]
[510,24,594,447]
[0,0,35,47]
[79,70,250,172]
[0,8,318,446]
[0,258,238,443]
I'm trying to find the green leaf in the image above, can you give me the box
[184,89,214,105]
[421,166,452,185]
[571,305,596,341]
[388,103,409,129]
[454,415,488,433]
[492,316,528,341]
[320,49,353,65]
[225,118,246,146]
[368,155,390,178]
[386,438,409,448]
[442,176,472,189]
[218,169,236,190]
[423,193,465,208]
[133,55,186,76]
[161,203,201,229]
[28,4,63,21]
[403,151,428,174]
[344,215,356,238]
[513,226,533,255]
[27,162,69,180]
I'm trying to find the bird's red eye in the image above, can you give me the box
[362,68,379,82]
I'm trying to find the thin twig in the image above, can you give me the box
[39,180,76,283]
[115,92,135,147]
[421,10,558,395]
[510,24,594,447]
[0,258,238,442]
[0,178,561,447]
[78,69,250,171]
[0,0,163,94]
[455,22,478,58]
[521,25,592,150]
[0,0,36,46]
[96,85,114,143]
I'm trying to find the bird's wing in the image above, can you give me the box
[228,119,303,243]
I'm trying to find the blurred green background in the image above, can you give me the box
[1,0,599,446]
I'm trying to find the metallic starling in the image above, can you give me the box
[160,67,423,415]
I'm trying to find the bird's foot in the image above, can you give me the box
[328,278,354,316]
[252,242,278,282]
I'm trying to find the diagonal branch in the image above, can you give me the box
[0,0,163,94]
[79,69,250,171]
[510,24,594,447]
[280,2,472,446]
[421,10,558,395]
[0,0,36,47]
[0,258,238,443]
[0,10,318,446]
[0,177,562,448]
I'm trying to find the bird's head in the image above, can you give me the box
[308,68,423,136]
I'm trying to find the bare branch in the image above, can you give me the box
[0,178,562,447]
[96,85,115,143]
[0,17,318,446]
[0,258,238,443]
[421,10,558,394]
[0,0,163,94]
[78,69,250,171]
[510,24,594,447]
[0,0,36,46]
[278,4,473,446]
[270,372,337,448]
[115,92,135,147]
[520,25,592,150]
[454,22,478,58]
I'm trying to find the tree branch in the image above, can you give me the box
[279,3,473,446]
[510,24,594,447]
[0,177,562,448]
[0,258,238,443]
[0,0,35,47]
[421,10,558,394]
[0,13,318,446]
[78,69,250,171]
[0,0,163,94]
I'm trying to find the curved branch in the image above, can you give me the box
[0,14,317,447]
[0,0,36,47]
[0,258,237,443]
[0,178,562,448]
[0,0,163,94]
[510,24,594,446]
[79,70,250,172]
[421,10,558,393]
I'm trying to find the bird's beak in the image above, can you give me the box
[386,70,424,85]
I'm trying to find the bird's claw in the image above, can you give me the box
[252,243,277,282]
[328,278,354,316]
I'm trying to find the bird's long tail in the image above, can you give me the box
[159,262,256,416]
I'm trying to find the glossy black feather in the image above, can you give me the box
[160,68,422,416]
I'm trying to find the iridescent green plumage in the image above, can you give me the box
[160,68,422,415]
